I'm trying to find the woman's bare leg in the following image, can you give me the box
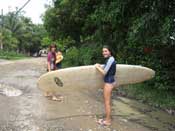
[44,91,63,101]
[44,91,51,97]
[51,93,63,101]
[103,83,114,123]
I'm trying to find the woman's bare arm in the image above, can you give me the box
[47,62,51,72]
[95,64,106,75]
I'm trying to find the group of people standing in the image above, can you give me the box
[45,44,116,126]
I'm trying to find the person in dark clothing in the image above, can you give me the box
[95,45,117,126]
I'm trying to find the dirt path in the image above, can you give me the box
[0,58,174,131]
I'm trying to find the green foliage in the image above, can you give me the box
[0,12,47,55]
[63,47,80,66]
[120,84,175,109]
[0,50,27,60]
[63,44,103,67]
[41,36,76,52]
[41,36,52,48]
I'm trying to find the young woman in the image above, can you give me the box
[95,45,116,126]
[47,44,57,72]
[46,44,63,101]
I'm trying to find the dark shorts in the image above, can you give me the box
[56,63,62,69]
[104,75,115,83]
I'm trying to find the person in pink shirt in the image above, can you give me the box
[47,44,57,71]
[45,44,63,101]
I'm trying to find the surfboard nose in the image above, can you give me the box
[152,69,155,77]
[145,67,155,80]
[149,69,155,78]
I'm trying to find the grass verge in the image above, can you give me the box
[0,51,28,60]
[118,83,175,110]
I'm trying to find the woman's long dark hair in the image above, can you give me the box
[48,44,56,63]
[49,44,57,52]
[103,45,114,56]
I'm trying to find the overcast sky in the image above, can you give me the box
[0,0,52,24]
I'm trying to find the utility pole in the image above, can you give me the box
[0,9,3,50]
[0,9,3,27]
[15,0,31,15]
[14,0,31,54]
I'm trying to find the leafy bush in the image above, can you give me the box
[63,47,80,67]
[63,44,104,67]
[0,50,27,60]
[120,84,175,109]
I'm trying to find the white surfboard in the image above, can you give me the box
[37,64,155,92]
[37,64,155,93]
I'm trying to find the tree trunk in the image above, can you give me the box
[0,40,3,50]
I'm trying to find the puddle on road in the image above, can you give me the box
[0,83,22,97]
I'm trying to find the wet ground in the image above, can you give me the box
[0,58,175,131]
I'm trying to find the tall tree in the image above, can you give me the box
[0,12,47,55]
